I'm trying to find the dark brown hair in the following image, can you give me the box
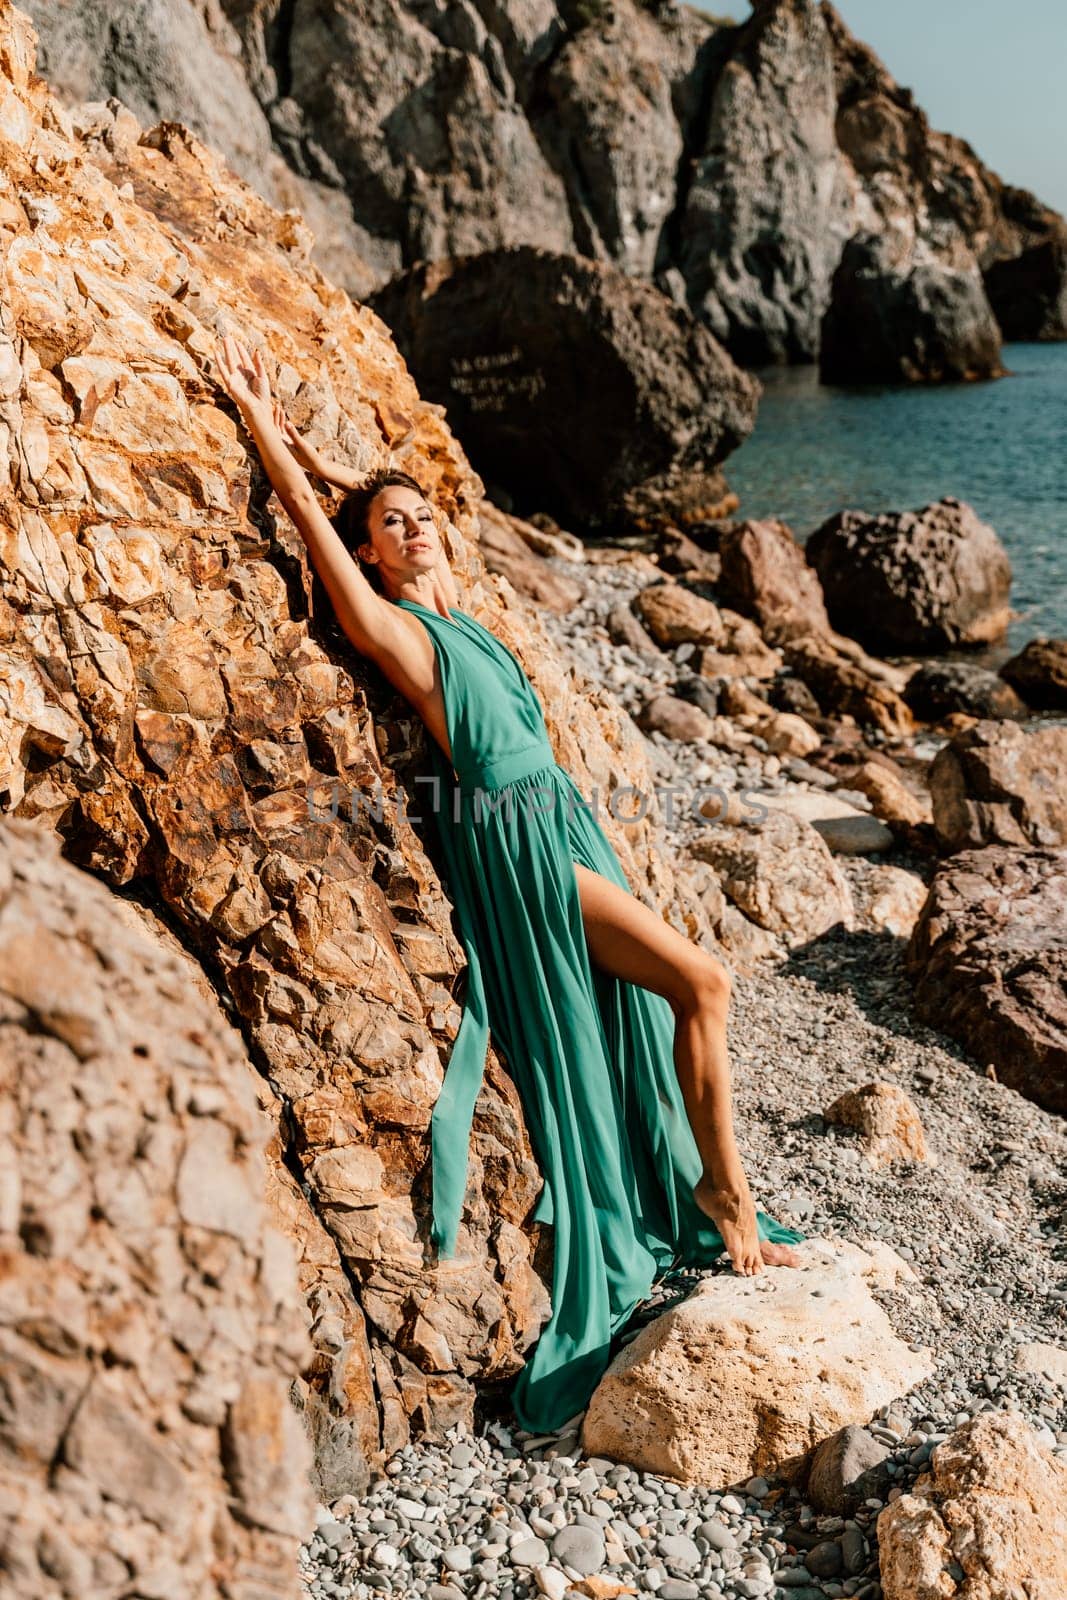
[333,467,432,594]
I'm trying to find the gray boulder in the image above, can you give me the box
[677,0,853,364]
[820,231,1003,384]
[805,497,1013,655]
[904,660,1026,722]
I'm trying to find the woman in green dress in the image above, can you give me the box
[215,335,804,1434]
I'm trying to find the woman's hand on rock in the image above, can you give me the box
[272,400,322,473]
[215,332,273,418]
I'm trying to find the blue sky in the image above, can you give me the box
[699,1,1067,216]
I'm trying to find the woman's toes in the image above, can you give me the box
[760,1240,804,1268]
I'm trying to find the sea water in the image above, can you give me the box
[726,342,1067,657]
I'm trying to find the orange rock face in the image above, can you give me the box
[0,0,714,1480]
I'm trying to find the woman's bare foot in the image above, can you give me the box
[693,1175,804,1274]
[760,1239,804,1268]
[693,1174,762,1275]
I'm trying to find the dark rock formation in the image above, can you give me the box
[823,3,1067,347]
[805,498,1013,654]
[984,217,1067,341]
[620,467,738,538]
[367,246,759,529]
[999,637,1067,710]
[18,0,718,298]
[676,0,853,364]
[928,719,1067,853]
[904,661,1027,723]
[906,847,1067,1116]
[17,0,1067,381]
[820,231,1004,384]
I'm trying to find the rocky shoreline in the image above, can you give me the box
[2,4,1065,1595]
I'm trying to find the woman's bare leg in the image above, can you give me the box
[572,862,801,1275]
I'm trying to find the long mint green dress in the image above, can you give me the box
[392,597,805,1433]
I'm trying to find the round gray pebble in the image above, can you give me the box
[550,1524,605,1575]
[509,1535,551,1566]
[695,1520,736,1551]
[657,1532,701,1570]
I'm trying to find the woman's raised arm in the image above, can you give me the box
[213,334,394,657]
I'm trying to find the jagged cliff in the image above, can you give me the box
[17,0,1067,376]
[0,819,316,1599]
[0,0,725,1498]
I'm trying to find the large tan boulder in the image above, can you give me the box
[0,817,314,1598]
[755,710,822,756]
[877,1411,1067,1600]
[581,1237,935,1487]
[690,809,855,947]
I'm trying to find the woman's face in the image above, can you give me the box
[360,485,441,580]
